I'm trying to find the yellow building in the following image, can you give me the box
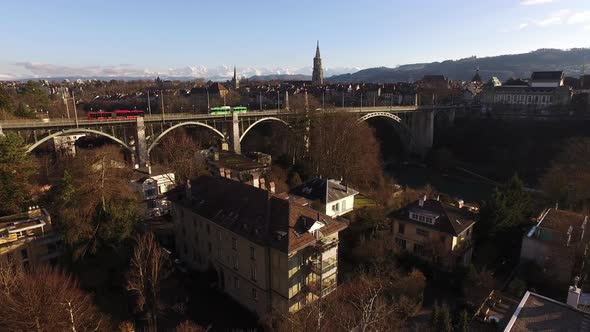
[170,176,347,316]
[0,207,62,268]
[387,195,477,270]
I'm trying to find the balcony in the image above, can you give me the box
[313,238,338,252]
[308,278,337,297]
[309,258,337,276]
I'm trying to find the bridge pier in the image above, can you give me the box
[410,110,434,156]
[230,112,241,154]
[134,117,149,170]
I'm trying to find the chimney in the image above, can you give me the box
[419,194,426,207]
[567,278,582,308]
[252,173,260,188]
[269,181,276,193]
[436,194,440,201]
[458,199,464,209]
[185,180,192,201]
[555,202,559,210]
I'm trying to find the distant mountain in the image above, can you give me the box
[248,74,312,81]
[328,48,590,83]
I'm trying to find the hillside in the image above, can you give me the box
[328,48,590,83]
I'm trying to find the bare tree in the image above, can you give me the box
[54,145,139,259]
[126,232,170,332]
[152,131,208,184]
[0,261,106,331]
[308,112,385,194]
[175,320,207,332]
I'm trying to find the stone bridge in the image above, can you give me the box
[0,105,458,169]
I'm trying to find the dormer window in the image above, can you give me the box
[409,211,437,225]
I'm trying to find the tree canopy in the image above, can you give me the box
[0,133,36,216]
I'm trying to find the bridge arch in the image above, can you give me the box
[147,121,225,155]
[357,111,413,148]
[239,117,291,143]
[26,128,133,153]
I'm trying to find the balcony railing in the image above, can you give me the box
[309,259,337,276]
[314,238,338,252]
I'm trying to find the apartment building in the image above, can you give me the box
[169,176,347,316]
[387,195,477,270]
[0,207,62,268]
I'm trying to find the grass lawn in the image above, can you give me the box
[354,194,378,209]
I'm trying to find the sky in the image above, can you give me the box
[1,0,590,80]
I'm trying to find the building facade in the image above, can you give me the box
[134,172,176,218]
[170,176,347,316]
[387,196,477,270]
[0,207,62,268]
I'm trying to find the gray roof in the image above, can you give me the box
[290,178,358,204]
[506,291,590,331]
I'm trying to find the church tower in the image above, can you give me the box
[312,41,324,86]
[232,66,240,90]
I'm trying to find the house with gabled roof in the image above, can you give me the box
[387,194,478,269]
[289,178,359,217]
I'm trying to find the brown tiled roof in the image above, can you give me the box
[169,176,346,253]
[388,198,477,236]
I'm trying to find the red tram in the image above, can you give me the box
[88,110,144,120]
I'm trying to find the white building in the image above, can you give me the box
[289,178,358,217]
[52,134,85,156]
[134,173,176,218]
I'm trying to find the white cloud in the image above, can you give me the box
[585,24,590,30]
[6,62,358,80]
[568,11,590,24]
[521,0,553,5]
[534,9,571,26]
[519,23,529,29]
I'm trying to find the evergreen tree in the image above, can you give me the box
[438,302,453,332]
[431,300,441,330]
[455,310,470,332]
[0,133,36,216]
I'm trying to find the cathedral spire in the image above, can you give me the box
[312,41,324,85]
[232,66,239,89]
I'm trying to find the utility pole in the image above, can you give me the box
[277,89,280,111]
[259,91,262,111]
[64,92,71,119]
[160,90,165,121]
[206,89,210,110]
[72,91,79,128]
[147,90,152,116]
[322,90,325,110]
[360,92,363,111]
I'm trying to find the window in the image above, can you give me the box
[250,264,257,281]
[398,223,405,234]
[234,276,240,289]
[232,255,239,270]
[232,237,237,250]
[414,243,425,255]
[332,203,339,213]
[342,200,347,211]
[395,237,406,250]
[252,288,258,301]
[250,246,256,260]
[416,228,429,237]
[145,188,156,197]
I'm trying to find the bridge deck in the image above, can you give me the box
[0,105,448,130]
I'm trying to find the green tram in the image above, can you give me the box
[209,106,248,115]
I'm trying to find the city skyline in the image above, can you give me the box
[1,0,590,79]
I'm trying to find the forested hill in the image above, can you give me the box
[328,48,590,83]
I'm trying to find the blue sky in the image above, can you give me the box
[1,0,590,79]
